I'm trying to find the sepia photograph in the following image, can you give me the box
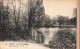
[0,0,78,49]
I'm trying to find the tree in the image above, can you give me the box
[70,17,76,25]
[28,0,45,27]
[73,8,77,17]
[50,17,58,26]
[34,15,51,27]
[0,0,4,29]
[0,0,11,30]
[27,0,45,39]
[70,8,77,26]
[57,16,65,26]
[57,16,70,26]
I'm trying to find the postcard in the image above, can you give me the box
[0,0,79,49]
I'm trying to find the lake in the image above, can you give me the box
[32,27,76,45]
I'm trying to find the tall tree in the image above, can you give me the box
[28,0,45,27]
[28,0,45,39]
[70,8,77,25]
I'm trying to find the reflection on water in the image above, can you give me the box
[32,27,76,45]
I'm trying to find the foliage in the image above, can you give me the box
[49,29,76,49]
[70,17,76,25]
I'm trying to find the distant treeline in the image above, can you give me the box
[34,15,77,27]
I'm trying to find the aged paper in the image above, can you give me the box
[0,0,79,49]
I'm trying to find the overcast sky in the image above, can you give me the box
[43,0,77,18]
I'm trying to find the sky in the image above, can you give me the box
[43,0,77,18]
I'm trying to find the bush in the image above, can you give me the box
[49,29,76,49]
